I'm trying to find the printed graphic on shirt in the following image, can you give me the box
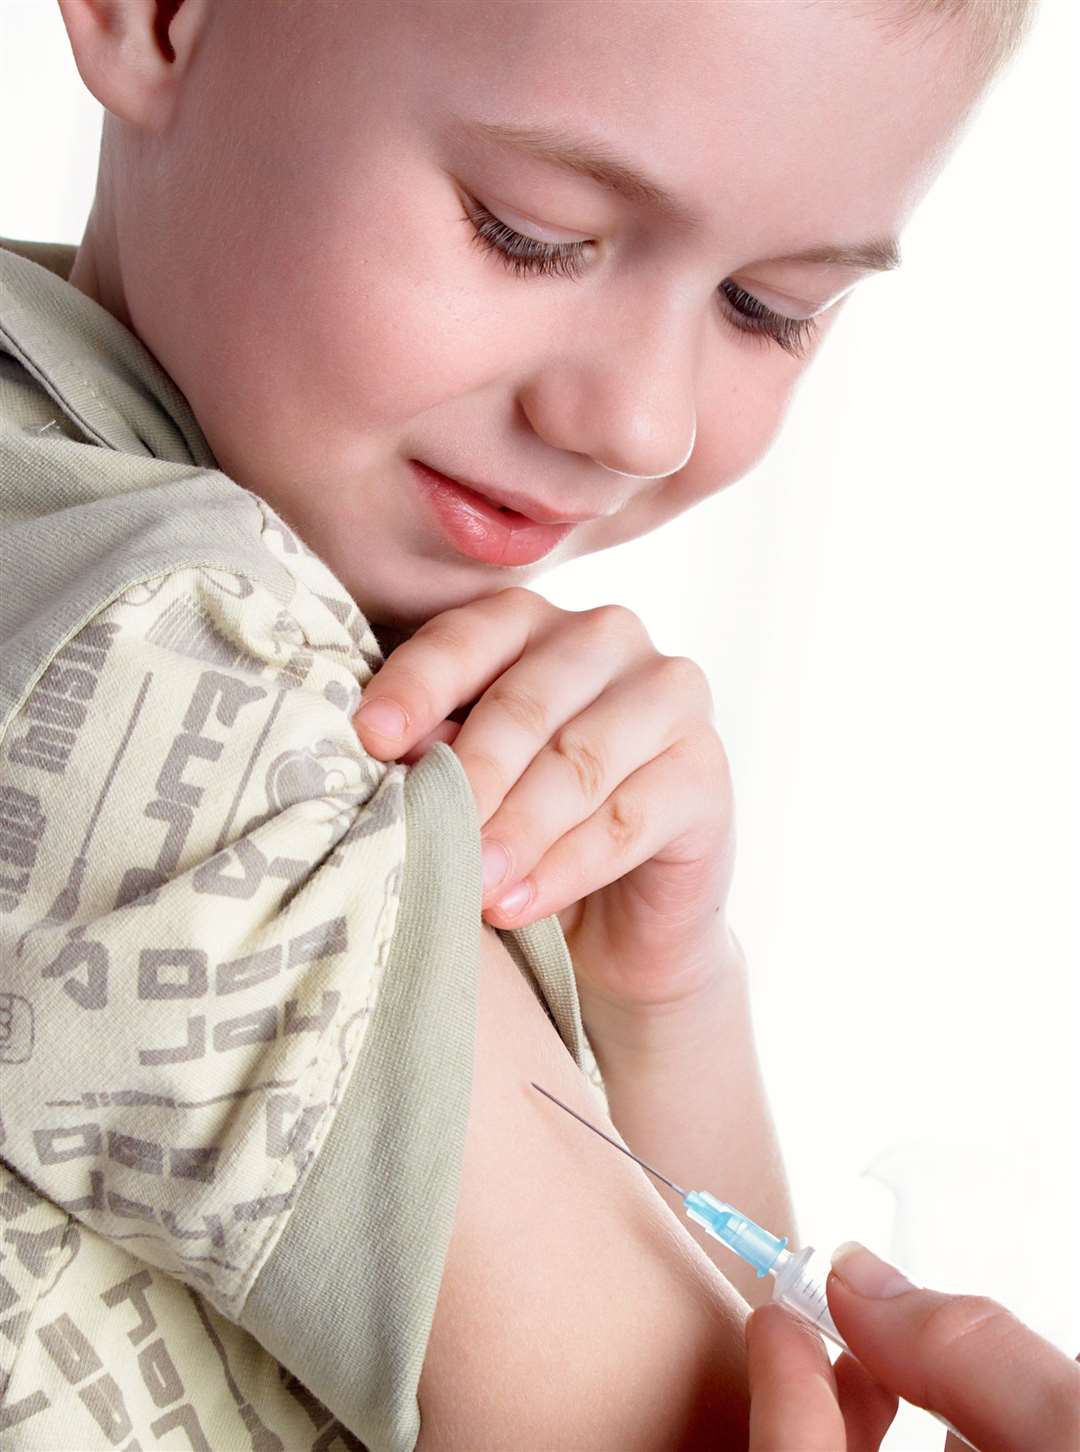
[0,510,408,1331]
[1,245,608,1450]
[0,1162,366,1449]
[0,466,606,1448]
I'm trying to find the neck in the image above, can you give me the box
[68,193,134,334]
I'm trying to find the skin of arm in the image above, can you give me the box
[416,924,752,1451]
[580,928,796,1309]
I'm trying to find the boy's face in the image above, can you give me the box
[74,0,985,632]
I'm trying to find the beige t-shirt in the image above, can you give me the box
[0,238,605,1452]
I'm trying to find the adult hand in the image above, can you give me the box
[353,586,741,1040]
[746,1241,1080,1451]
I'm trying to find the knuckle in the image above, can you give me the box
[659,652,709,698]
[551,726,607,802]
[495,584,536,609]
[413,612,475,660]
[603,786,646,854]
[660,654,717,725]
[493,584,546,624]
[456,742,509,800]
[587,602,643,642]
[485,679,551,740]
[701,727,733,787]
[672,724,732,791]
[920,1295,1016,1373]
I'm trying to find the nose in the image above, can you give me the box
[597,419,696,479]
[517,296,699,482]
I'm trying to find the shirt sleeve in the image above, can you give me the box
[0,557,486,1452]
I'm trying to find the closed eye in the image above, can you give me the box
[460,195,821,361]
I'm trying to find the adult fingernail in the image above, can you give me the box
[481,840,509,893]
[355,699,407,738]
[830,1242,916,1298]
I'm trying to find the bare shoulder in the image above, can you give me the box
[415,926,750,1451]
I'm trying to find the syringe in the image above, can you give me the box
[531,1081,977,1450]
[529,1082,843,1342]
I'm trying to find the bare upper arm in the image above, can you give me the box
[415,926,751,1451]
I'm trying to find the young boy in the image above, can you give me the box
[0,2,1035,1448]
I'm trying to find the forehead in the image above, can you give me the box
[379,0,982,254]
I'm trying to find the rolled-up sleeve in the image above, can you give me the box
[0,561,484,1451]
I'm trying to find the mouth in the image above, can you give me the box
[409,460,581,567]
[413,460,598,526]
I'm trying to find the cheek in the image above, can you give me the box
[148,158,493,483]
[290,230,472,419]
[667,365,798,514]
[275,140,542,433]
[237,206,482,447]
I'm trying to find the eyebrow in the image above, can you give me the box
[452,116,902,274]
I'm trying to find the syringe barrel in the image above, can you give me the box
[772,1247,978,1448]
[772,1246,848,1352]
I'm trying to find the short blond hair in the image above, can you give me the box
[915,0,1037,77]
[812,0,1040,86]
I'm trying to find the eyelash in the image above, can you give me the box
[461,198,820,361]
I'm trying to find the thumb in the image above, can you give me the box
[826,1243,1080,1452]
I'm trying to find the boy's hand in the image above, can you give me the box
[352,586,741,1038]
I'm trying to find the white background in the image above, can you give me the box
[2,3,1076,1446]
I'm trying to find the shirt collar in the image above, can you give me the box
[0,237,218,470]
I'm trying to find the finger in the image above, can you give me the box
[827,1244,1080,1452]
[447,605,656,828]
[472,655,714,907]
[833,1352,898,1452]
[399,719,461,766]
[746,1303,848,1451]
[481,733,722,931]
[352,587,545,758]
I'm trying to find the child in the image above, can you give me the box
[0,2,1036,1448]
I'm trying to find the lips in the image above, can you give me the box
[436,476,538,524]
[414,461,596,525]
[410,460,579,567]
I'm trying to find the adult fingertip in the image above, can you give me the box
[746,1300,826,1359]
[744,1302,765,1349]
[830,1241,917,1299]
[747,1303,846,1452]
[747,1301,793,1337]
[746,1301,779,1341]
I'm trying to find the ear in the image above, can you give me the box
[56,0,210,132]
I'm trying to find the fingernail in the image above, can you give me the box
[481,840,509,893]
[830,1241,916,1298]
[493,880,531,916]
[355,699,407,738]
